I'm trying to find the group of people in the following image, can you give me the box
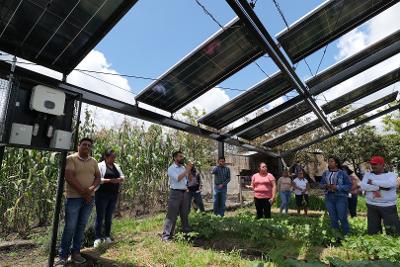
[55,138,400,265]
[56,138,125,265]
[245,155,400,237]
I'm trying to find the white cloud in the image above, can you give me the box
[335,28,368,61]
[336,4,400,60]
[179,87,230,115]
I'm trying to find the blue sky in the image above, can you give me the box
[94,0,331,97]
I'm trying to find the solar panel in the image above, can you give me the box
[228,96,301,136]
[135,18,264,113]
[238,102,311,140]
[263,120,322,148]
[198,72,292,129]
[331,92,398,126]
[226,30,400,136]
[308,29,400,96]
[282,102,400,156]
[0,0,137,74]
[276,0,399,63]
[263,92,398,148]
[322,67,400,114]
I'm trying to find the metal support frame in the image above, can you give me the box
[227,29,400,138]
[218,141,224,159]
[48,151,68,267]
[281,103,400,157]
[0,145,4,171]
[48,74,68,267]
[0,61,278,157]
[225,0,334,134]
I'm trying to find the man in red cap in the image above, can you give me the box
[360,156,400,236]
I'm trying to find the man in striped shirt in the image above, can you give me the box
[212,157,231,216]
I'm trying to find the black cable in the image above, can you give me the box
[194,0,225,29]
[271,0,314,77]
[314,1,346,75]
[193,0,270,79]
[76,70,136,96]
[0,58,374,106]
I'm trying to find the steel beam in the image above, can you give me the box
[227,29,400,138]
[218,141,224,159]
[0,61,277,157]
[225,0,334,133]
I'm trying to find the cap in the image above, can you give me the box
[369,156,384,165]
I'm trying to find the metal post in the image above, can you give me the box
[48,74,68,267]
[48,151,67,267]
[218,141,224,159]
[0,145,5,171]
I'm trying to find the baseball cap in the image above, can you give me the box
[369,156,384,165]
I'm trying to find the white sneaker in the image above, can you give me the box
[104,237,113,244]
[94,238,102,248]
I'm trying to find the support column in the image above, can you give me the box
[218,141,224,159]
[0,145,5,171]
[48,151,67,267]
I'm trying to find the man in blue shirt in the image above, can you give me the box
[162,151,192,241]
[212,157,231,216]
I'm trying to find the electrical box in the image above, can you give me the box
[30,85,65,116]
[9,123,33,145]
[50,130,72,149]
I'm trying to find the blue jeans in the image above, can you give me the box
[188,191,205,212]
[325,193,349,235]
[279,191,291,214]
[213,186,227,216]
[95,192,118,239]
[59,198,94,258]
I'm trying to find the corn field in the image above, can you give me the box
[0,108,215,236]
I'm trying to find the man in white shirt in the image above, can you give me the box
[161,151,192,241]
[361,156,400,236]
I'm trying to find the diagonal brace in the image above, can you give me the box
[225,0,334,133]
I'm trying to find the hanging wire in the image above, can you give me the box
[76,70,136,96]
[314,1,346,75]
[271,0,314,78]
[0,59,374,106]
[193,0,270,79]
[194,0,225,29]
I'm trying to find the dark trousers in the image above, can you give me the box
[162,190,190,240]
[95,192,118,239]
[348,194,358,217]
[254,197,271,219]
[188,191,205,212]
[367,204,400,236]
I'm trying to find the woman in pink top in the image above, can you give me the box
[247,162,276,219]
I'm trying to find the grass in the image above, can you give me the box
[75,207,392,267]
[2,198,400,266]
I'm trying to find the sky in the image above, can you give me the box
[1,0,399,136]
